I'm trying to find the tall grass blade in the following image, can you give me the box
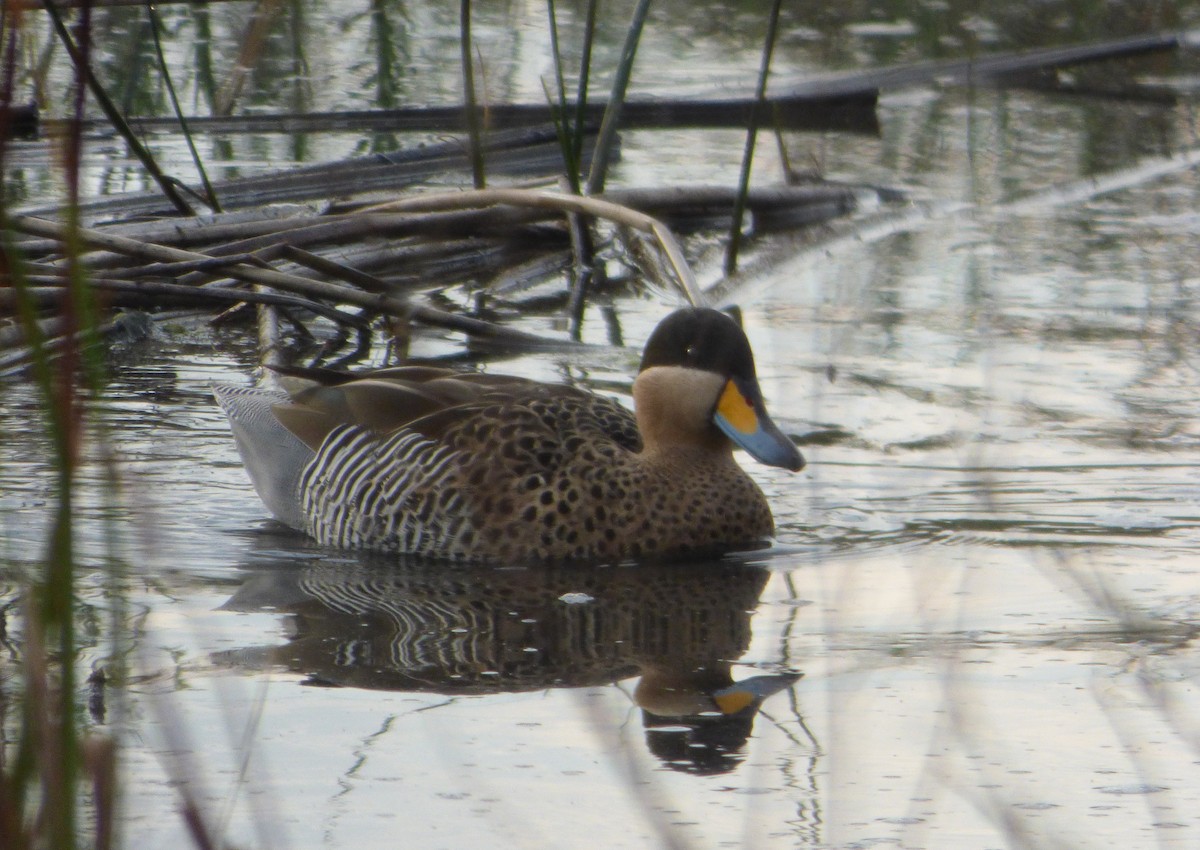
[2,104,83,850]
[460,0,485,188]
[145,0,221,211]
[41,0,195,215]
[585,0,651,195]
[544,0,580,192]
[0,0,24,188]
[572,0,598,176]
[724,0,783,276]
[0,1,112,842]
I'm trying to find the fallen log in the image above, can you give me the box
[771,31,1187,101]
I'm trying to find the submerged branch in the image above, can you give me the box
[17,125,586,225]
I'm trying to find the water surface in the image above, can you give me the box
[4,2,1200,848]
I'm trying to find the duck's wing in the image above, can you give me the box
[402,383,642,452]
[267,366,545,449]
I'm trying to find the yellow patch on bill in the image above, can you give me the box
[713,689,755,715]
[717,380,758,434]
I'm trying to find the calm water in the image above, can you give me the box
[5,2,1200,848]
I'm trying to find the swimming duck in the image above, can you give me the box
[215,307,803,562]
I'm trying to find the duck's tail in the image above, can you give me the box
[213,384,313,530]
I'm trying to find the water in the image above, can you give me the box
[5,2,1200,848]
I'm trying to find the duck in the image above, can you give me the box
[214,307,804,563]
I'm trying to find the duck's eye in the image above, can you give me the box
[684,344,697,359]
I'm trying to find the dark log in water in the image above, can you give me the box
[771,31,1185,100]
[45,31,1180,151]
[84,94,878,137]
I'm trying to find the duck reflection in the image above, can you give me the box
[214,553,800,774]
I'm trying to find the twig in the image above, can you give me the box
[363,188,703,306]
[280,245,390,293]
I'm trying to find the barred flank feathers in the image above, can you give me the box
[300,425,472,554]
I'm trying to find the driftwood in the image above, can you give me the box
[5,77,875,372]
[0,173,864,368]
[8,214,570,349]
[83,95,878,137]
[14,183,861,274]
[772,32,1186,101]
[1,29,1185,375]
[16,126,592,225]
[361,188,704,305]
[16,32,1174,227]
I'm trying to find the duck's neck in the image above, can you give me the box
[632,366,733,461]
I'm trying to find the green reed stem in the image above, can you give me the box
[460,0,485,189]
[545,0,580,192]
[190,3,218,112]
[573,0,598,174]
[585,0,651,195]
[724,0,783,276]
[7,7,108,843]
[146,1,221,212]
[2,212,84,850]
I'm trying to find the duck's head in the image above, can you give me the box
[633,308,805,471]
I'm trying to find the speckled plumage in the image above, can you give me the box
[215,308,804,563]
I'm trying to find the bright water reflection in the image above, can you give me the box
[4,1,1200,848]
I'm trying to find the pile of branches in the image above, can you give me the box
[0,130,861,372]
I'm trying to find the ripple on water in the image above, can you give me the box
[1095,784,1169,796]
